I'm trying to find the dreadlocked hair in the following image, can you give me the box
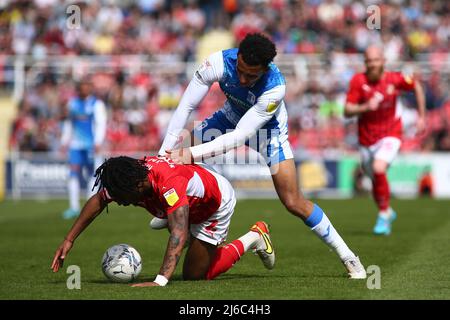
[92,156,149,202]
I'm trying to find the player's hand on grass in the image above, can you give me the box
[51,239,73,273]
[165,148,193,164]
[131,282,161,287]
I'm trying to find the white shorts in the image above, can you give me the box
[189,168,236,246]
[359,137,401,178]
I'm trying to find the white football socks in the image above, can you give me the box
[68,176,80,211]
[378,207,392,219]
[310,213,355,262]
[238,231,261,252]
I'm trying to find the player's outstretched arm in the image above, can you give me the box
[166,108,266,164]
[51,193,106,272]
[159,52,224,155]
[167,86,285,164]
[132,205,189,287]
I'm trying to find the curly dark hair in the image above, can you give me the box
[93,156,149,204]
[238,33,277,67]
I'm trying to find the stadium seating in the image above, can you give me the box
[1,0,448,155]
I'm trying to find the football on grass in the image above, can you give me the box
[101,244,142,283]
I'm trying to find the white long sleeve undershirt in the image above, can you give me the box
[158,51,224,155]
[158,75,211,154]
[190,86,285,161]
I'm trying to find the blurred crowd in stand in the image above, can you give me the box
[2,0,448,155]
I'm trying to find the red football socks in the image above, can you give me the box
[206,240,244,280]
[373,172,390,211]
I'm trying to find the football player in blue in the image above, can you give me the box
[158,33,367,279]
[60,77,107,219]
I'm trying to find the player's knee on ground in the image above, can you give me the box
[182,258,210,281]
[182,270,207,281]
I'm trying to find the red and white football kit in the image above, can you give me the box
[346,71,415,211]
[346,72,416,174]
[346,71,415,147]
[101,156,236,246]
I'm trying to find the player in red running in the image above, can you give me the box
[344,45,426,235]
[51,156,275,286]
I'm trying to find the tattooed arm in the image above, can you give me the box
[132,205,189,287]
[158,205,189,279]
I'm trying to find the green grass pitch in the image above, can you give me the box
[1,198,449,300]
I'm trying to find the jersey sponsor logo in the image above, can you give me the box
[224,82,239,89]
[266,100,280,113]
[163,188,179,206]
[223,91,251,109]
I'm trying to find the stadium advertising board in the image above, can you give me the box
[5,153,450,199]
[7,154,76,198]
[338,154,450,198]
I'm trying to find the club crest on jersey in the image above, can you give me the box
[387,84,395,95]
[163,188,179,206]
[247,91,256,105]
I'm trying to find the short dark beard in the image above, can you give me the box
[367,66,384,82]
